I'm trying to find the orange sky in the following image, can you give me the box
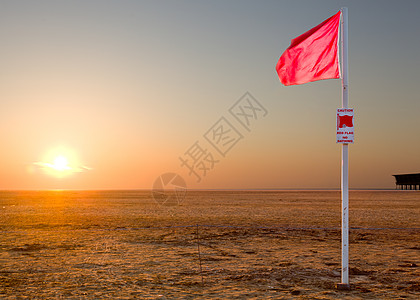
[1,0,419,190]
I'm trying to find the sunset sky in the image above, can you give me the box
[1,0,419,190]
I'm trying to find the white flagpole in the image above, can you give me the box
[339,6,350,289]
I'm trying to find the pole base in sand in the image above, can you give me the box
[336,283,351,290]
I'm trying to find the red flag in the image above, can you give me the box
[276,11,341,86]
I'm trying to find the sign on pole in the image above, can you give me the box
[275,6,352,289]
[336,108,354,144]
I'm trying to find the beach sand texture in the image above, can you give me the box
[1,190,419,299]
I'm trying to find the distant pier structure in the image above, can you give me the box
[392,173,420,190]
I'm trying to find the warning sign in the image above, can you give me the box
[336,108,354,143]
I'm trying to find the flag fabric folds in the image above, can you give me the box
[276,11,341,86]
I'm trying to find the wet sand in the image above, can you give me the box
[1,190,419,299]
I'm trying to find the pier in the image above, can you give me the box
[392,173,420,190]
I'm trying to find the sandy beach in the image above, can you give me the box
[1,190,419,299]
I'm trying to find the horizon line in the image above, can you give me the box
[0,187,403,192]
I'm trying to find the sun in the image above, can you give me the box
[39,153,74,178]
[51,155,71,171]
[32,147,91,178]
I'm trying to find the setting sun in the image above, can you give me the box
[32,147,91,179]
[36,152,74,178]
[51,155,71,171]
